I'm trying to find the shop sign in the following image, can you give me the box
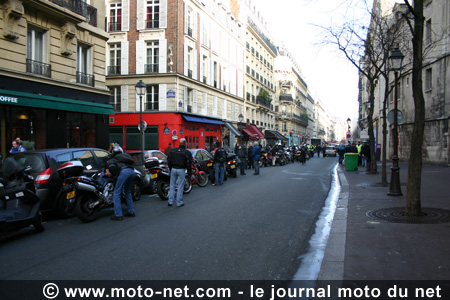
[0,95,18,104]
[167,90,176,98]
[163,127,170,134]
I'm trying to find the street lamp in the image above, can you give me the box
[347,118,351,140]
[135,80,147,153]
[387,48,404,196]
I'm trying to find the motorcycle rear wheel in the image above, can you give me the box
[75,194,99,223]
[183,177,192,194]
[157,180,169,200]
[32,212,45,232]
[197,171,208,187]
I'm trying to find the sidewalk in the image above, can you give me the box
[318,161,450,281]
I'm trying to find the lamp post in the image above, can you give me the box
[135,80,147,153]
[387,48,404,196]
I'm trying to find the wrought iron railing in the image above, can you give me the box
[145,64,158,73]
[49,0,97,27]
[76,71,95,86]
[107,65,121,75]
[26,59,51,77]
[146,19,160,29]
[108,22,122,32]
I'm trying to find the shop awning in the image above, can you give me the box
[182,114,224,125]
[265,130,288,140]
[245,124,265,139]
[0,89,115,115]
[224,122,242,137]
[242,128,258,139]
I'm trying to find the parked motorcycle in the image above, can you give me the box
[0,157,44,233]
[144,158,192,201]
[260,149,270,167]
[191,158,208,187]
[58,161,143,223]
[225,152,237,178]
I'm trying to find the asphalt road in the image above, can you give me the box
[0,155,337,280]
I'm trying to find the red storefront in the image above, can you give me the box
[109,112,223,152]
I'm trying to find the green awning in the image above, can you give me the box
[0,89,115,115]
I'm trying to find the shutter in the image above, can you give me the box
[136,0,145,30]
[121,85,128,111]
[222,99,227,119]
[199,54,203,82]
[159,39,167,73]
[193,12,198,40]
[209,59,213,86]
[159,84,167,111]
[184,44,188,76]
[213,96,218,116]
[184,4,188,35]
[121,41,129,75]
[136,40,145,74]
[193,48,197,80]
[122,0,130,31]
[192,90,198,114]
[160,0,167,28]
[202,93,208,115]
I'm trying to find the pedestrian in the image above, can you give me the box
[167,138,192,207]
[361,141,371,169]
[212,141,227,185]
[337,143,346,166]
[10,140,26,153]
[316,145,322,158]
[356,141,362,166]
[105,144,136,221]
[164,143,172,156]
[252,141,261,175]
[322,143,326,158]
[247,143,254,170]
[235,142,247,175]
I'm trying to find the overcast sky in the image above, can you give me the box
[256,0,373,122]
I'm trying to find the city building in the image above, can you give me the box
[0,0,112,155]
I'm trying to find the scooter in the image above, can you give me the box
[144,158,192,201]
[0,157,44,233]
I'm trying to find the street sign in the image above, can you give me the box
[138,120,147,132]
[387,109,403,124]
[346,133,351,139]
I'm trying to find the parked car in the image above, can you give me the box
[3,148,143,218]
[189,149,214,181]
[130,150,168,194]
[325,146,337,157]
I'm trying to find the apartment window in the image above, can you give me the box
[145,41,159,73]
[282,122,287,132]
[26,26,50,77]
[202,55,208,84]
[425,19,432,45]
[213,61,218,88]
[77,43,94,86]
[109,3,122,32]
[187,7,193,37]
[146,0,160,29]
[145,85,159,111]
[109,86,121,111]
[425,68,432,91]
[187,47,193,78]
[108,43,121,75]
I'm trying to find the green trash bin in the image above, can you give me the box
[344,153,359,171]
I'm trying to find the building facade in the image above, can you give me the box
[0,0,112,156]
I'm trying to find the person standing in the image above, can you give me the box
[10,140,26,153]
[164,143,173,156]
[252,141,261,175]
[337,143,346,166]
[247,143,254,170]
[322,143,326,158]
[105,144,136,221]
[212,141,226,186]
[235,142,247,175]
[356,141,362,166]
[316,144,322,158]
[361,141,371,169]
[167,138,192,207]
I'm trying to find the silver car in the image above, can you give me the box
[130,150,167,193]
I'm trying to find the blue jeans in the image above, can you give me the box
[169,168,185,206]
[214,162,225,185]
[239,158,247,174]
[338,154,345,165]
[254,160,260,174]
[113,167,135,217]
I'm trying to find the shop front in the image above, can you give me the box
[0,89,114,156]
[109,112,223,152]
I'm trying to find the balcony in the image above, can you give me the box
[76,71,95,87]
[145,64,158,74]
[108,22,122,32]
[49,0,97,27]
[280,80,292,88]
[26,59,51,77]
[293,113,309,127]
[146,19,160,29]
[279,94,293,102]
[107,65,121,75]
[256,96,272,111]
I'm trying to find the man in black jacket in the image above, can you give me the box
[167,138,192,207]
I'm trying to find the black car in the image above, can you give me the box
[3,148,143,218]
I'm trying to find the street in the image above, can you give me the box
[0,156,338,280]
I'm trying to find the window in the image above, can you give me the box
[145,85,159,111]
[77,43,94,86]
[146,0,160,29]
[27,26,50,77]
[109,86,121,111]
[282,122,287,132]
[425,68,432,91]
[187,7,193,37]
[145,41,159,73]
[202,55,208,83]
[187,47,193,78]
[109,3,122,32]
[108,43,121,75]
[425,19,432,45]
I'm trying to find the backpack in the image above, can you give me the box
[216,148,227,163]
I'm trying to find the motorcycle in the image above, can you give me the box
[225,152,237,178]
[58,161,143,223]
[260,149,270,167]
[191,158,208,187]
[0,157,44,233]
[144,158,192,201]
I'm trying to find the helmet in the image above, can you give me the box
[111,143,124,154]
